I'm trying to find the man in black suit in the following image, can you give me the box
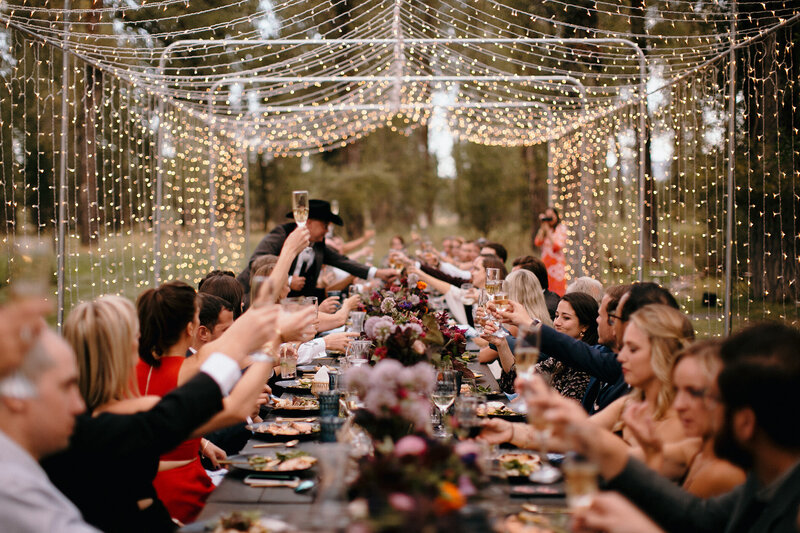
[237,199,397,299]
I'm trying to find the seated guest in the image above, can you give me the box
[43,298,290,533]
[135,282,286,524]
[0,330,98,532]
[534,292,598,401]
[624,339,746,496]
[480,242,508,264]
[482,304,693,454]
[198,270,244,319]
[193,294,234,351]
[566,276,604,304]
[537,322,800,533]
[494,281,677,412]
[511,255,560,319]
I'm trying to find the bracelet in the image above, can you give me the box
[201,439,209,454]
[509,422,517,447]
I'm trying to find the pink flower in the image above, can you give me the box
[455,440,481,459]
[394,435,427,457]
[457,475,477,497]
[388,492,417,512]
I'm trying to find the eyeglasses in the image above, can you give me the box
[607,314,621,326]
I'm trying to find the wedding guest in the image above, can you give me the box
[534,206,567,295]
[193,294,234,351]
[43,298,287,533]
[480,242,508,263]
[482,304,693,453]
[198,271,244,319]
[0,330,98,533]
[493,281,677,412]
[534,292,598,401]
[538,322,800,533]
[236,199,396,299]
[566,276,604,303]
[624,339,745,496]
[135,282,281,524]
[511,255,560,319]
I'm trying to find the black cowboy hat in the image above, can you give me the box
[285,199,344,226]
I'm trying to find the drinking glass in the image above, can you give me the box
[278,343,298,379]
[327,290,342,310]
[453,396,483,440]
[563,453,599,510]
[432,370,457,438]
[330,199,340,216]
[292,190,309,227]
[514,322,542,378]
[460,283,475,305]
[346,311,366,334]
[485,268,501,298]
[526,376,561,484]
[345,340,372,367]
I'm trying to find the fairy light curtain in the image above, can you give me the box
[0,0,798,333]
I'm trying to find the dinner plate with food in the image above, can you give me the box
[497,452,542,478]
[180,511,294,533]
[479,401,526,421]
[224,451,317,474]
[247,420,320,441]
[274,378,314,394]
[270,396,320,415]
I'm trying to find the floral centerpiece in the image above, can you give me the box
[345,359,434,442]
[348,435,485,532]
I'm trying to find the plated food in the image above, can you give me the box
[229,451,317,473]
[213,512,292,533]
[498,452,542,477]
[479,401,524,419]
[271,397,319,410]
[275,378,314,390]
[247,420,320,441]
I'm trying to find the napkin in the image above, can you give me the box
[487,360,502,379]
[314,366,329,383]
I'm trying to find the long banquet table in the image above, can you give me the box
[189,357,568,531]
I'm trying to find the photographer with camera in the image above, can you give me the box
[534,207,568,296]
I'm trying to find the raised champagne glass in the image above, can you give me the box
[292,190,309,227]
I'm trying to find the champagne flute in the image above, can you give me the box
[330,200,339,216]
[485,268,501,299]
[563,452,599,510]
[432,370,457,438]
[525,372,561,484]
[292,190,309,227]
[488,291,510,338]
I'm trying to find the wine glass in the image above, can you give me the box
[488,291,510,338]
[432,370,457,438]
[292,190,309,227]
[485,268,501,299]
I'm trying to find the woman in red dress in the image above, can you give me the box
[135,281,214,525]
[534,206,568,296]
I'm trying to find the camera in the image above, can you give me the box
[540,216,554,222]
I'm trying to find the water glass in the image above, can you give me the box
[279,343,298,379]
[320,416,346,443]
[345,340,372,367]
[347,311,366,334]
[563,453,599,510]
[318,391,341,418]
[460,283,475,306]
[327,290,342,310]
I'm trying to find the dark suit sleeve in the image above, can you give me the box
[322,245,371,279]
[420,263,469,288]
[606,457,740,533]
[237,225,290,290]
[541,326,622,383]
[73,373,224,460]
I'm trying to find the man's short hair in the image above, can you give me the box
[566,276,604,303]
[512,255,548,291]
[619,282,679,322]
[482,242,508,263]
[0,332,54,399]
[250,255,279,278]
[719,322,800,448]
[197,293,233,331]
[604,284,630,314]
[198,272,244,319]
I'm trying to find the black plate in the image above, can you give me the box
[247,421,320,442]
[274,379,314,394]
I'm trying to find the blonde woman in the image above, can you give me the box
[482,304,693,453]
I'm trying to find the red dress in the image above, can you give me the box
[136,357,214,524]
[534,224,568,296]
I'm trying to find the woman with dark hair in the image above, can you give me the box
[534,206,567,296]
[134,280,279,524]
[535,291,599,400]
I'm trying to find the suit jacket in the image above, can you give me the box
[607,457,800,533]
[541,325,622,384]
[237,222,371,297]
[42,373,225,533]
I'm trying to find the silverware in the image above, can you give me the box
[252,439,300,449]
